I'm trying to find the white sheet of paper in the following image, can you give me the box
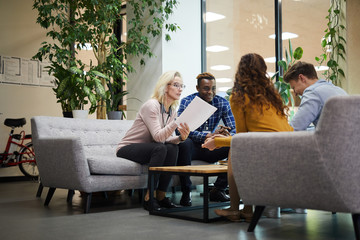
[176,96,217,131]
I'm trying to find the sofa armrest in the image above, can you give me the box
[34,137,91,191]
[230,131,343,210]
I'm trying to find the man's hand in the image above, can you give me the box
[214,125,231,136]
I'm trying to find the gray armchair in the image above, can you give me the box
[230,96,360,239]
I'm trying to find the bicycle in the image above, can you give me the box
[0,117,39,178]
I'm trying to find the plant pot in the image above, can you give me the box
[107,111,123,120]
[62,111,73,118]
[72,110,89,119]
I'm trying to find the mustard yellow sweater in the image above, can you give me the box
[214,94,294,147]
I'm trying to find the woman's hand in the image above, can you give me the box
[202,134,226,151]
[178,123,190,141]
[202,138,216,151]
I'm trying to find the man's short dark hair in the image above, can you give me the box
[284,61,318,83]
[196,72,215,86]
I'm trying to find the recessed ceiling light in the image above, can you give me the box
[210,65,231,71]
[216,78,232,83]
[205,12,226,23]
[268,32,299,40]
[218,87,232,92]
[267,72,276,77]
[206,45,229,53]
[264,57,276,63]
[315,66,329,71]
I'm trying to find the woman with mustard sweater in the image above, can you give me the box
[202,53,293,222]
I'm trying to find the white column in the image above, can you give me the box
[126,0,202,119]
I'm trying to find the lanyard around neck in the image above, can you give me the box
[160,103,171,127]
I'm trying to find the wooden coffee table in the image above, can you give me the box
[148,164,228,222]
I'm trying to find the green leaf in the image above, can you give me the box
[69,67,82,75]
[83,86,91,96]
[278,60,287,70]
[95,80,106,99]
[288,39,293,62]
[56,76,70,97]
[293,47,303,60]
[338,68,345,77]
[92,70,109,80]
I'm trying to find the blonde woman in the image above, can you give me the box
[117,71,190,210]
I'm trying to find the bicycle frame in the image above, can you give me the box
[0,129,35,166]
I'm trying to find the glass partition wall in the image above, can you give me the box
[204,0,330,97]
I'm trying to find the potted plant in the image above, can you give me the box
[272,40,303,120]
[33,0,180,119]
[66,67,106,118]
[49,63,73,117]
[105,80,128,120]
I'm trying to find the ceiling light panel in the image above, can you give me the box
[264,57,276,63]
[205,12,226,23]
[210,65,231,71]
[206,45,229,52]
[315,66,329,71]
[268,32,299,40]
[216,78,232,83]
[218,87,232,92]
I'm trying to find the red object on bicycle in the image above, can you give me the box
[0,118,38,178]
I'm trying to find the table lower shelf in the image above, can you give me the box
[150,201,230,222]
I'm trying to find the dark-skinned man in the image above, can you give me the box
[177,72,236,206]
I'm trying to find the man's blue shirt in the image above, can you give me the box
[290,79,348,131]
[178,93,236,143]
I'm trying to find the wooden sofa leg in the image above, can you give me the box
[36,182,43,198]
[248,206,265,232]
[44,187,56,206]
[84,193,92,214]
[67,190,75,203]
[352,214,360,240]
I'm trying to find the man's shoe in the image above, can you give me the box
[158,197,179,208]
[180,191,192,206]
[209,188,230,202]
[143,198,161,211]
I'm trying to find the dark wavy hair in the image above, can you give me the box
[232,53,287,117]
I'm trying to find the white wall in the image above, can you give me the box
[162,0,202,98]
[126,0,202,119]
[0,0,61,176]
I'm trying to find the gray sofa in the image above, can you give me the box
[230,96,360,239]
[31,116,214,213]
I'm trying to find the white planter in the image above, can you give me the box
[72,110,89,119]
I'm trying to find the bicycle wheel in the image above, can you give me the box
[17,142,39,178]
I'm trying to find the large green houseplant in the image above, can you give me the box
[33,0,179,118]
[47,63,106,115]
[315,0,346,86]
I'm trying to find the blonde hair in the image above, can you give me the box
[152,71,182,111]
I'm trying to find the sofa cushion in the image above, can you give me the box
[87,155,147,175]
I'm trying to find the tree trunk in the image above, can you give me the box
[96,34,107,119]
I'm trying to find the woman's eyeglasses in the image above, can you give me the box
[168,83,186,89]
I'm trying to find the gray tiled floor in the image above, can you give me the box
[0,180,356,240]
